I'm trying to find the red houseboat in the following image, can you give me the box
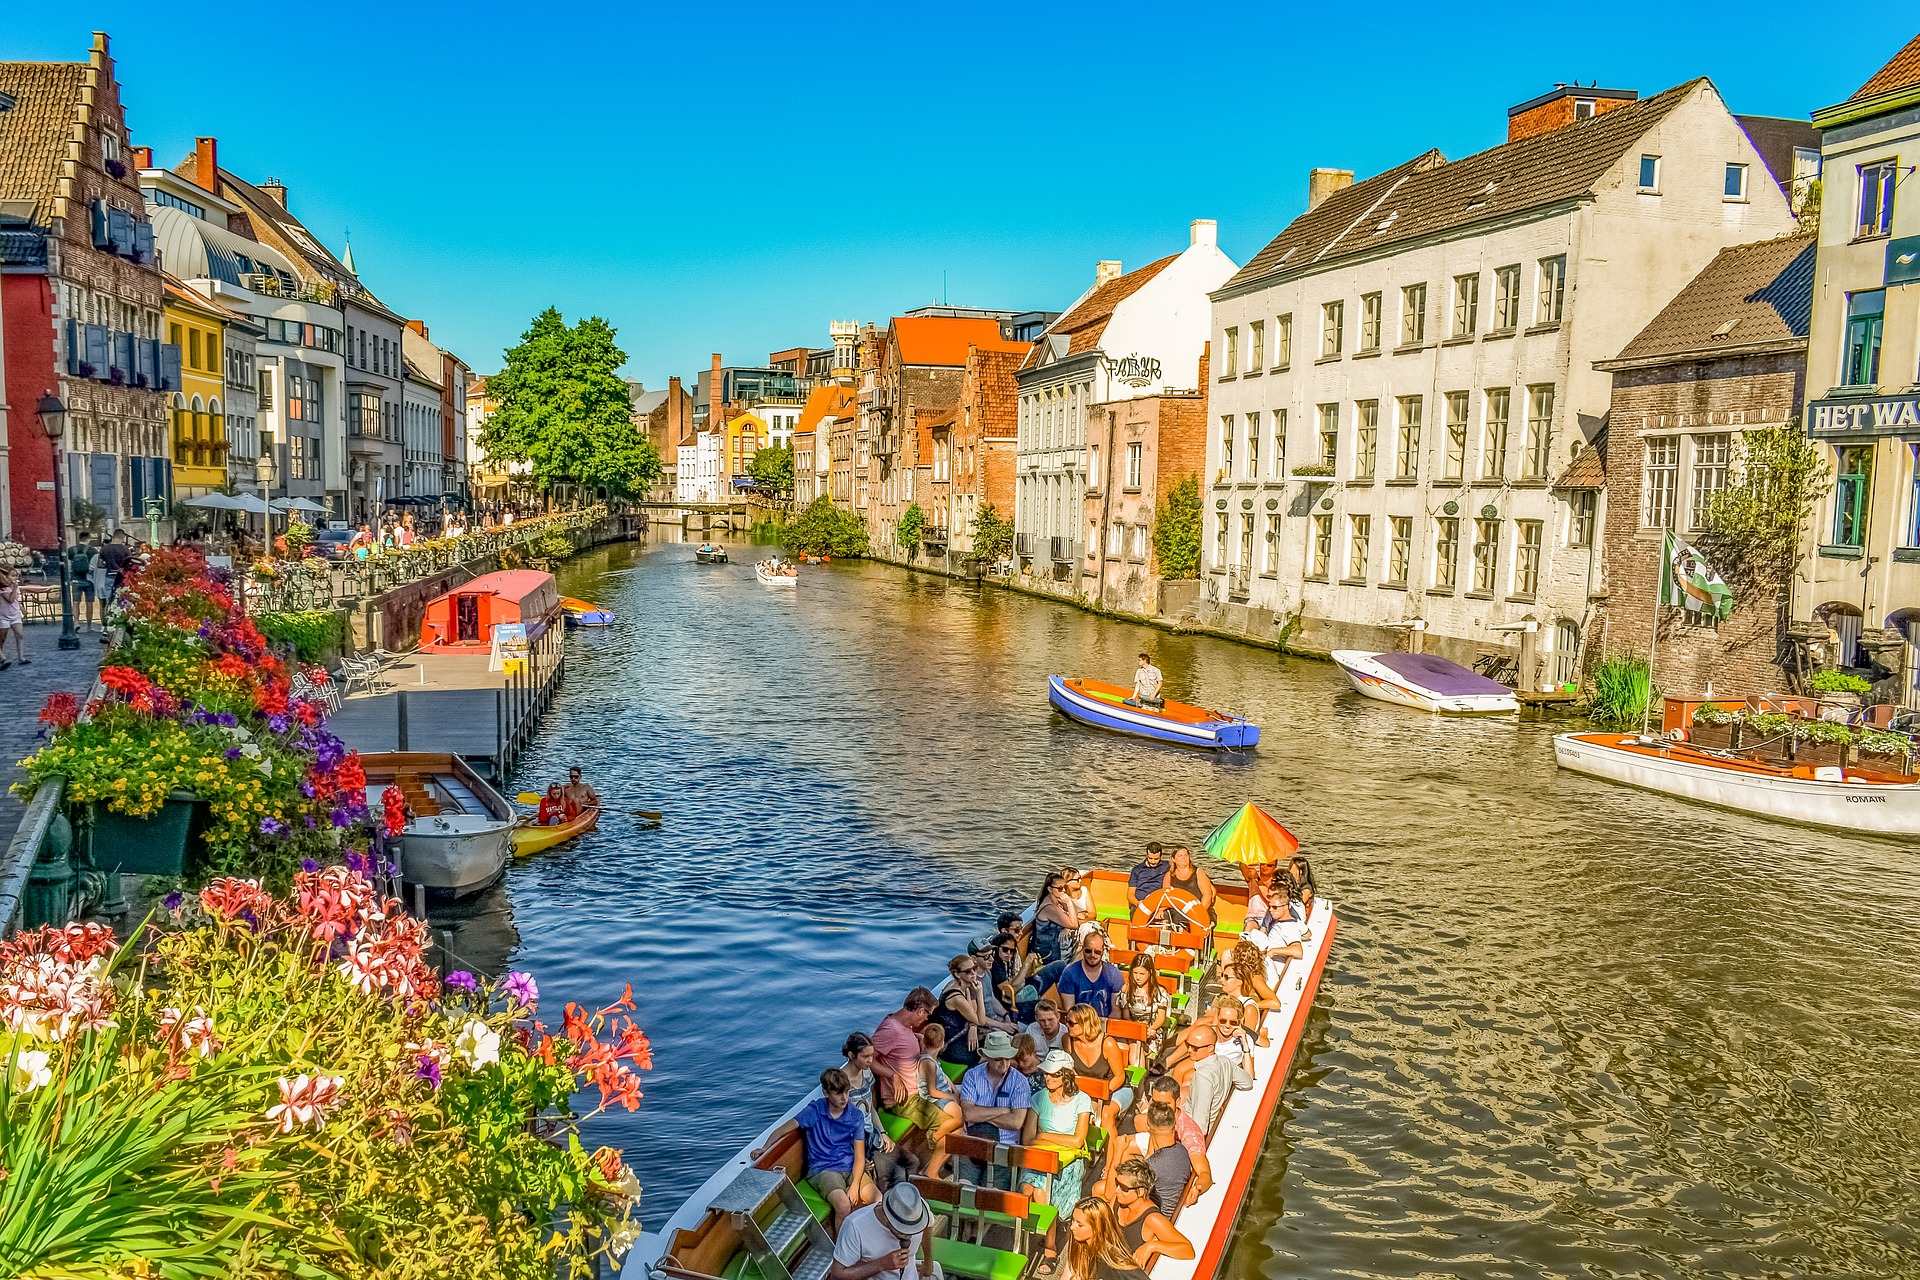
[419,569,561,653]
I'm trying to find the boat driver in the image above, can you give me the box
[1124,652,1165,709]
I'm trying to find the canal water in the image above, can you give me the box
[472,536,1918,1280]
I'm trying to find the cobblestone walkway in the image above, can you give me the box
[0,621,103,849]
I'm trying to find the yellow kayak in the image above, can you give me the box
[510,807,599,858]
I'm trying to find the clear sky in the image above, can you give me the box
[7,6,1913,388]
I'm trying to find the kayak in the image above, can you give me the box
[510,806,600,858]
[560,596,616,627]
[1048,674,1260,750]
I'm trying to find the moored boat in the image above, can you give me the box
[510,805,600,858]
[695,544,729,564]
[755,559,798,586]
[1331,649,1518,714]
[1048,675,1259,750]
[560,595,616,627]
[359,752,516,895]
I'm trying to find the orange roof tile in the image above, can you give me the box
[1023,255,1178,370]
[1851,33,1920,102]
[890,316,1026,367]
[796,383,855,432]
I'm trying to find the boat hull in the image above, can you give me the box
[397,817,514,894]
[1553,732,1920,836]
[754,565,796,586]
[511,806,600,858]
[694,548,728,564]
[1332,649,1518,714]
[1048,675,1259,750]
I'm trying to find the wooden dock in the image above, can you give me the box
[329,625,564,779]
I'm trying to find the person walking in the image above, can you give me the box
[66,533,97,631]
[0,570,27,668]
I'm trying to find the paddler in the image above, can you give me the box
[560,766,600,816]
[1123,652,1165,709]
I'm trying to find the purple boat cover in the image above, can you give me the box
[1371,651,1512,697]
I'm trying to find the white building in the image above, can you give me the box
[1205,80,1796,684]
[676,430,722,503]
[1014,220,1237,582]
[400,339,443,498]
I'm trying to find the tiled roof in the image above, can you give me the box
[1553,428,1606,490]
[1021,255,1176,371]
[162,273,229,322]
[1851,32,1920,101]
[1607,234,1815,366]
[796,383,855,432]
[969,347,1026,440]
[0,225,48,266]
[1223,80,1704,291]
[890,316,1026,367]
[0,63,85,224]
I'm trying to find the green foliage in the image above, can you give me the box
[779,496,868,558]
[282,519,315,556]
[1858,727,1913,758]
[69,498,107,535]
[1152,475,1203,579]
[533,530,574,560]
[481,308,662,498]
[255,609,347,662]
[1692,701,1743,726]
[971,502,1014,563]
[1746,711,1793,740]
[1809,669,1872,694]
[1794,717,1855,745]
[896,502,925,550]
[1695,422,1831,591]
[1587,657,1658,728]
[1290,463,1335,478]
[747,444,795,502]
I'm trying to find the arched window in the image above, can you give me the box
[1816,602,1865,667]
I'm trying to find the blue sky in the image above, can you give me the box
[8,6,1913,388]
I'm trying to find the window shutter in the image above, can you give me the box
[113,331,134,381]
[160,343,182,391]
[108,207,134,258]
[133,220,154,264]
[65,319,83,375]
[150,458,166,503]
[90,200,111,248]
[160,458,173,500]
[129,455,146,513]
[85,324,110,375]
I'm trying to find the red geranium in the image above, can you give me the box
[38,692,79,729]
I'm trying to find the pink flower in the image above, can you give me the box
[266,1073,345,1134]
[180,1008,219,1058]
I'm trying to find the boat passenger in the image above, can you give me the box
[1288,853,1318,915]
[1163,847,1217,925]
[1174,1024,1250,1138]
[535,784,569,826]
[969,912,1024,959]
[956,1031,1032,1189]
[1063,1197,1151,1280]
[871,989,938,1114]
[1241,876,1308,989]
[1110,955,1171,1063]
[560,767,600,816]
[1206,996,1259,1076]
[1022,997,1069,1056]
[1031,872,1081,964]
[1210,943,1280,1038]
[1012,1034,1043,1090]
[839,1032,898,1180]
[1018,957,1071,1021]
[1124,843,1168,917]
[1063,1004,1132,1125]
[1115,1075,1213,1202]
[1122,653,1165,710]
[984,930,1029,1016]
[1107,1158,1194,1269]
[911,1022,965,1178]
[1022,1051,1094,1211]
[763,1067,870,1232]
[1055,929,1123,1018]
[1063,867,1095,922]
[933,955,1015,1067]
[828,1181,936,1280]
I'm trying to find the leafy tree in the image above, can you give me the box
[1152,475,1202,579]
[896,503,926,551]
[481,308,661,498]
[780,496,869,558]
[1695,421,1831,591]
[748,444,794,502]
[971,502,1014,563]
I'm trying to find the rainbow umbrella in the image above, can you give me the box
[1202,802,1299,865]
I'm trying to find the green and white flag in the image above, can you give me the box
[1660,530,1733,620]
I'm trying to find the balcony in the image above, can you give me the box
[923,525,949,547]
[1228,566,1251,600]
[240,273,337,304]
[1015,532,1035,559]
[1050,536,1075,563]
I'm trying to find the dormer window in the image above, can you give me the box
[1573,99,1596,120]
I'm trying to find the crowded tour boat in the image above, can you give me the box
[623,850,1334,1280]
[757,558,799,586]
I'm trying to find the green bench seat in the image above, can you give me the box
[933,1237,1029,1280]
[923,1194,1058,1238]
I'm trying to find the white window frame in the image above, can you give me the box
[1638,154,1662,192]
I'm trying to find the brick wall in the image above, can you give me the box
[1594,350,1806,696]
[3,273,60,545]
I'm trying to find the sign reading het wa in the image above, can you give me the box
[1104,354,1162,388]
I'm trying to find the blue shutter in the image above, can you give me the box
[65,319,82,376]
[159,459,173,502]
[108,207,134,258]
[128,456,145,514]
[89,454,117,522]
[112,331,134,382]
[90,200,111,249]
[133,337,154,387]
[159,343,182,391]
[132,220,154,264]
[84,324,110,377]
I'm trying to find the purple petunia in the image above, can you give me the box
[299,780,317,799]
[163,891,184,914]
[415,1055,442,1088]
[259,817,287,837]
[345,850,369,875]
[500,972,539,1006]
[329,809,351,828]
[267,714,289,734]
[225,747,243,760]
[300,858,320,873]
[444,970,479,993]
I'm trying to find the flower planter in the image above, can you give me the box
[1689,721,1741,751]
[1856,748,1914,780]
[1748,736,1795,766]
[86,790,208,877]
[1792,740,1847,770]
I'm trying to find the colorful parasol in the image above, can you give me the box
[1202,802,1299,865]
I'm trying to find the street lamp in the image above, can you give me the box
[36,392,80,651]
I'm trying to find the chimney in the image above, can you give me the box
[261,178,288,209]
[1507,85,1637,143]
[1096,260,1123,288]
[131,145,153,169]
[1190,219,1217,250]
[192,137,220,196]
[669,375,687,441]
[406,319,427,337]
[1307,168,1353,210]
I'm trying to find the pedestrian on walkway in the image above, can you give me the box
[0,570,27,668]
[66,534,97,630]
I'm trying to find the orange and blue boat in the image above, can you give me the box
[560,595,615,627]
[1048,674,1259,750]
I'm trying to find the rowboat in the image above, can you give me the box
[695,544,729,564]
[755,560,798,586]
[1331,650,1517,714]
[560,596,616,627]
[620,867,1336,1280]
[1048,675,1259,750]
[510,806,600,858]
[359,752,515,896]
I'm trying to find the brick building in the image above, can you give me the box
[794,382,852,506]
[1591,234,1814,695]
[947,345,1024,560]
[633,376,691,501]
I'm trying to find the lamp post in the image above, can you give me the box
[36,392,80,651]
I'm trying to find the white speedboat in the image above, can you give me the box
[1332,649,1518,713]
[1553,731,1920,836]
[754,560,797,586]
[360,752,516,896]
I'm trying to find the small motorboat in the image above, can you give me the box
[510,806,600,858]
[695,544,728,564]
[1047,674,1259,750]
[1332,649,1518,713]
[360,752,516,896]
[559,595,615,627]
[755,559,797,586]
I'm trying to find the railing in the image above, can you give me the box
[923,525,949,545]
[1050,536,1075,563]
[1228,565,1251,599]
[1015,533,1034,558]
[0,779,66,938]
[240,272,337,304]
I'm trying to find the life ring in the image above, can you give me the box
[1138,886,1203,927]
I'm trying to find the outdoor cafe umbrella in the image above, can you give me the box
[184,492,250,511]
[1201,801,1300,865]
[272,497,327,515]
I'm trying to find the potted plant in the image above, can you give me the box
[1856,726,1915,778]
[1744,711,1795,765]
[1792,717,1854,769]
[1809,668,1873,709]
[1689,702,1743,750]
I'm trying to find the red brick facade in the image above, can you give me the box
[949,346,1025,553]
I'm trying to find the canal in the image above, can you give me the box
[471,536,1919,1279]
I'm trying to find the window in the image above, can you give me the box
[1567,490,1596,547]
[1638,154,1662,191]
[1513,520,1542,598]
[1345,515,1371,582]
[1240,514,1255,569]
[1400,282,1426,346]
[257,368,274,411]
[1643,437,1679,529]
[1126,441,1143,489]
[1215,512,1229,566]
[1388,516,1412,586]
[355,392,381,438]
[1108,520,1124,556]
[1262,514,1281,575]
[1724,162,1749,201]
[151,188,205,219]
[1443,392,1468,480]
[1359,293,1382,351]
[1223,327,1239,377]
[1245,413,1260,479]
[1274,314,1291,369]
[1482,388,1511,479]
[1220,415,1234,478]
[1537,256,1566,323]
[1524,384,1555,479]
[1833,446,1871,547]
[1270,409,1287,478]
[1909,444,1920,549]
[1395,396,1422,479]
[1453,274,1479,337]
[1131,525,1148,560]
[1689,433,1730,528]
[1472,519,1500,593]
[1355,401,1378,480]
[1309,514,1332,579]
[289,434,309,478]
[1859,161,1897,238]
[1248,320,1264,370]
[189,330,201,370]
[1493,265,1521,330]
[1434,517,1459,591]
[1844,290,1884,386]
[1317,403,1339,469]
[1321,301,1344,357]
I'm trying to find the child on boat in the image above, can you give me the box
[535,784,569,825]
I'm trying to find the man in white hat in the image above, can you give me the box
[956,1029,1032,1188]
[829,1181,941,1280]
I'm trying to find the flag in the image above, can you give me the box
[1659,530,1733,620]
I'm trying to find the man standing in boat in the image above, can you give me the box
[1125,652,1165,709]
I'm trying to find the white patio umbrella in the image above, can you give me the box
[273,497,328,514]
[185,493,249,510]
